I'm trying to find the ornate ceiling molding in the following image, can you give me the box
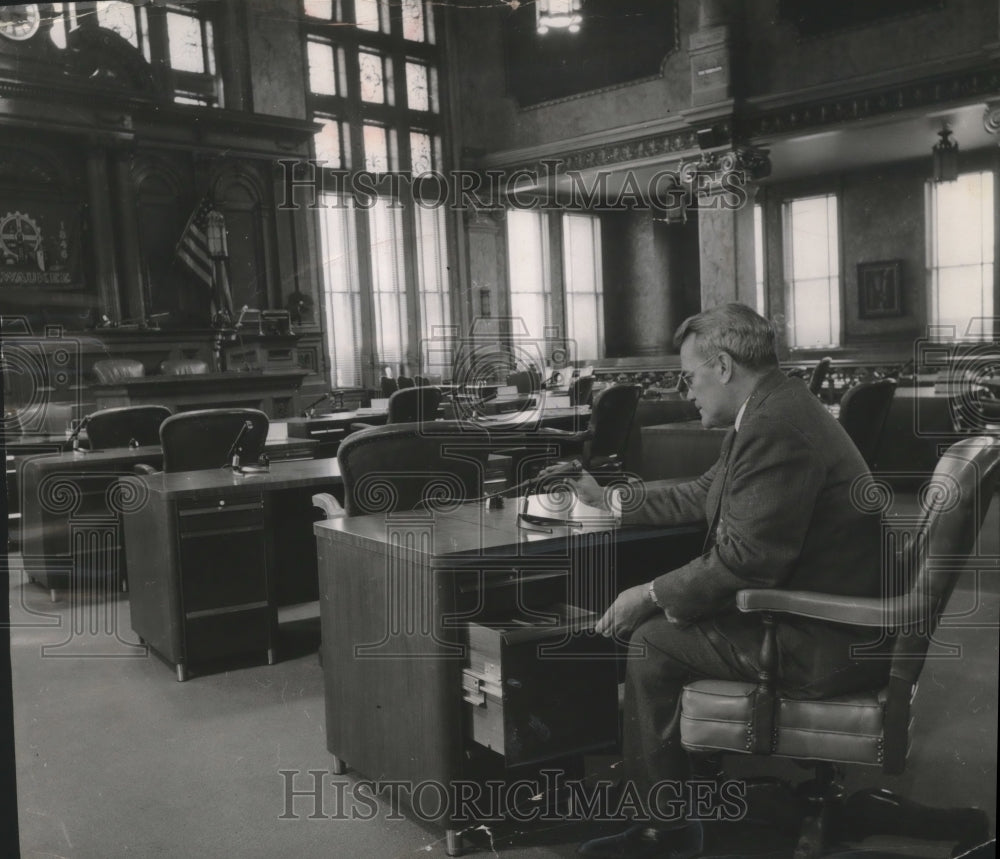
[743,64,1000,140]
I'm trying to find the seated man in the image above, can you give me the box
[550,303,888,858]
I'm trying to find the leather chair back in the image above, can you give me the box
[159,359,209,376]
[159,408,269,472]
[568,376,595,407]
[86,405,172,450]
[93,359,145,384]
[838,378,897,468]
[337,421,492,516]
[396,375,415,389]
[808,356,833,396]
[387,386,442,424]
[588,384,643,464]
[380,377,399,398]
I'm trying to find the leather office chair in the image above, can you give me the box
[352,386,442,431]
[413,375,430,387]
[397,375,415,389]
[838,378,898,469]
[92,359,145,384]
[679,436,1000,857]
[568,375,595,407]
[808,356,833,398]
[84,405,172,450]
[337,420,492,515]
[380,377,399,398]
[159,358,209,376]
[158,408,269,472]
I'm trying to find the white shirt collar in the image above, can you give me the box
[735,396,751,431]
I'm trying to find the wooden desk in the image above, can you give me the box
[123,457,343,680]
[92,369,309,418]
[16,437,318,599]
[315,502,704,851]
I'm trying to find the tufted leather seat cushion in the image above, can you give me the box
[93,359,145,384]
[681,679,886,766]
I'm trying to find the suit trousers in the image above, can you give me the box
[622,612,762,820]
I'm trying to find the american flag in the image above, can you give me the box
[175,197,215,289]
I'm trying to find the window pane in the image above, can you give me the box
[563,214,604,358]
[359,51,390,104]
[318,197,363,387]
[166,11,205,73]
[406,61,429,111]
[409,131,432,175]
[314,120,342,167]
[402,0,425,41]
[355,0,386,32]
[930,171,995,333]
[363,124,390,173]
[416,206,452,372]
[789,196,838,280]
[507,210,550,342]
[304,0,333,19]
[754,204,765,313]
[308,40,338,95]
[784,194,840,348]
[369,200,407,373]
[98,2,139,48]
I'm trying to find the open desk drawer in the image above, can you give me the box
[462,603,619,766]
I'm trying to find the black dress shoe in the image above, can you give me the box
[577,822,704,858]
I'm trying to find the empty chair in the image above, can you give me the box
[838,378,897,469]
[679,436,1000,857]
[568,376,595,407]
[353,386,443,431]
[413,375,430,387]
[159,358,209,376]
[159,408,269,472]
[807,355,833,397]
[380,377,399,398]
[85,405,172,450]
[337,421,492,516]
[396,375,415,389]
[92,359,145,384]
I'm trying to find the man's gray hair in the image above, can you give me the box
[673,303,779,371]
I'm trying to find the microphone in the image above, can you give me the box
[223,419,269,474]
[65,415,91,453]
[301,391,333,417]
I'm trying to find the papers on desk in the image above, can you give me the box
[355,398,388,415]
[518,492,618,529]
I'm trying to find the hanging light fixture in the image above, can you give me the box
[536,0,582,34]
[932,127,959,183]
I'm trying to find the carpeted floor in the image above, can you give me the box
[7,496,998,858]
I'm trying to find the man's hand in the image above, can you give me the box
[535,460,606,509]
[594,583,661,639]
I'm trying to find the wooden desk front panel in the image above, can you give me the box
[316,511,705,816]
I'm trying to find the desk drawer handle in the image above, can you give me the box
[180,525,262,540]
[179,502,263,517]
[462,669,501,706]
[459,571,568,595]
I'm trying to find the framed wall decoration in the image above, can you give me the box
[858,260,903,319]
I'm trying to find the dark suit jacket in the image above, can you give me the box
[623,369,886,694]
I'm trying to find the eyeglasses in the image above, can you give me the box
[675,353,721,392]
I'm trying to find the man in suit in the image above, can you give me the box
[558,304,887,858]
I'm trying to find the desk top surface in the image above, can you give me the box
[315,495,697,560]
[135,456,342,497]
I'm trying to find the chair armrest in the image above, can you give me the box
[737,588,904,627]
[132,464,157,476]
[312,492,345,519]
[349,422,375,432]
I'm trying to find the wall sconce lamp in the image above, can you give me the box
[536,0,582,34]
[932,127,959,183]
[205,208,229,259]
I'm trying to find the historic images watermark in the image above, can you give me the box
[277,769,748,825]
[276,158,755,214]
